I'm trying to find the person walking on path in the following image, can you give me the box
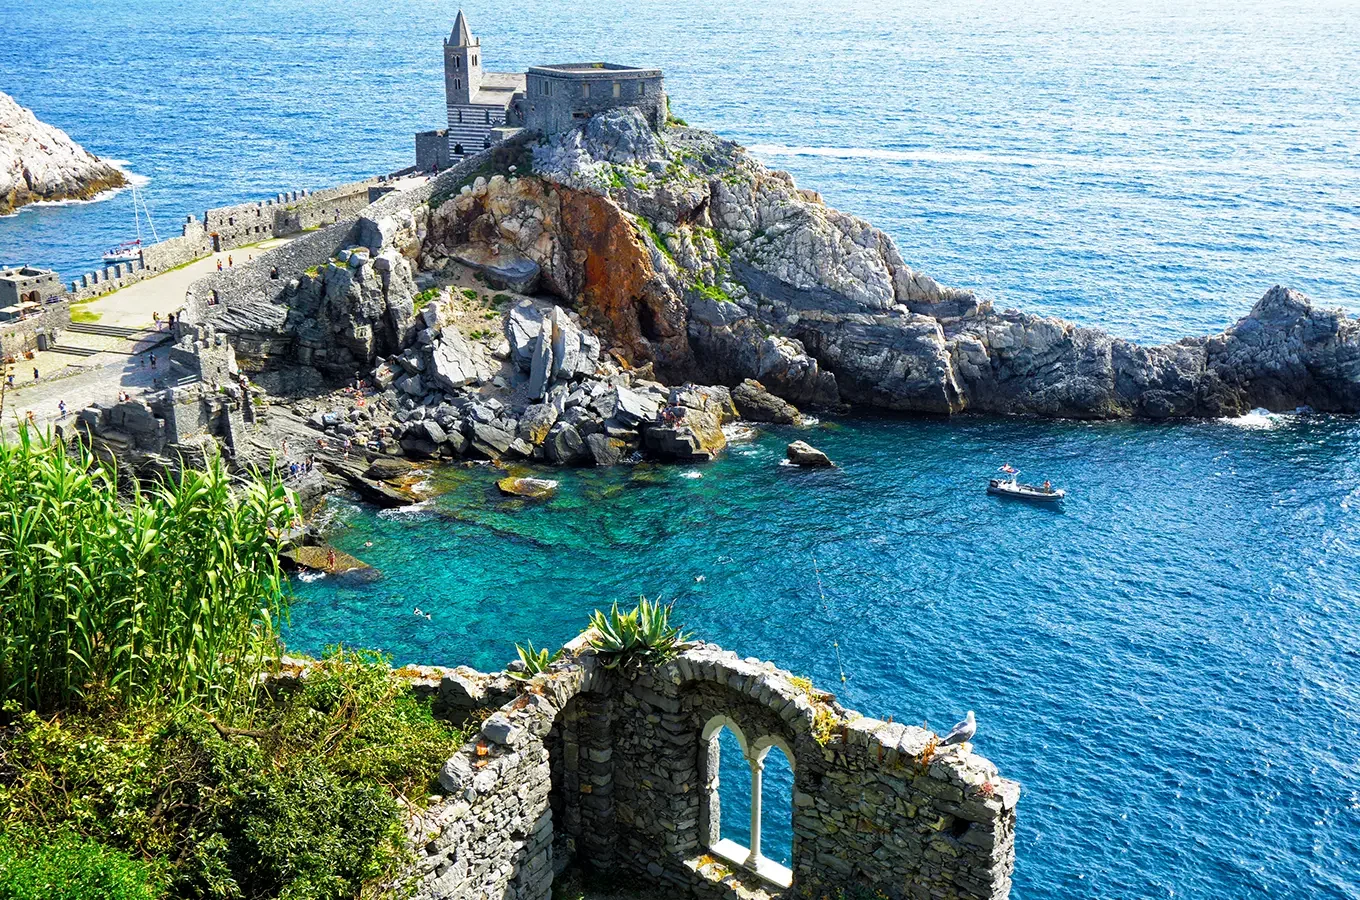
[217,259,223,272]
[153,311,161,331]
[32,367,38,382]
[57,400,66,418]
[227,255,233,268]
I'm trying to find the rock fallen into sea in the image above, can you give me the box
[497,476,559,499]
[732,378,802,424]
[786,440,833,468]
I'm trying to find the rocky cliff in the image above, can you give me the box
[0,90,127,215]
[180,109,1360,474]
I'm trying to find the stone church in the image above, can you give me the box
[418,11,668,169]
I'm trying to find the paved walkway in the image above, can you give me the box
[2,238,294,434]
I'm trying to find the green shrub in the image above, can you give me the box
[413,287,441,311]
[586,597,689,673]
[460,288,478,301]
[509,641,560,680]
[0,831,162,900]
[0,651,465,900]
[0,428,294,713]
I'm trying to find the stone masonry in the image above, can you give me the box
[406,633,1018,900]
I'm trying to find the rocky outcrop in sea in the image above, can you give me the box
[0,90,127,215]
[181,107,1360,477]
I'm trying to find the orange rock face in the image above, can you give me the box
[559,189,692,378]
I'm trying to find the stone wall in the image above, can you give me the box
[408,634,1019,900]
[518,67,667,135]
[0,297,69,356]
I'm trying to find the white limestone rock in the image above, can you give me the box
[0,90,127,214]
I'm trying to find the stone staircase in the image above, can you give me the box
[44,343,103,357]
[67,322,154,340]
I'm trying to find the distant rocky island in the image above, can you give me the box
[0,90,127,215]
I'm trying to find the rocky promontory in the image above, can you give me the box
[173,107,1360,478]
[1,90,127,215]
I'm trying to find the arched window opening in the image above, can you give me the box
[758,744,794,867]
[700,717,795,889]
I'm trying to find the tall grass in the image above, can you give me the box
[0,427,295,713]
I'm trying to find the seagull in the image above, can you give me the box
[695,575,706,583]
[424,612,432,621]
[413,607,424,617]
[939,710,976,747]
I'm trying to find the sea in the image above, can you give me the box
[2,1,1358,897]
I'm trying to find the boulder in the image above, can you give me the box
[428,329,491,392]
[517,403,559,445]
[732,378,801,424]
[545,421,586,465]
[497,476,559,499]
[786,440,833,468]
[586,432,627,467]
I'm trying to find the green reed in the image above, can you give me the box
[0,427,295,713]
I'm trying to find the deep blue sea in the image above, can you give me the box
[3,2,1359,897]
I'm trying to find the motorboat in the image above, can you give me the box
[988,465,1064,502]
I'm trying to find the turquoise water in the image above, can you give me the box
[5,1,1360,896]
[288,414,1360,898]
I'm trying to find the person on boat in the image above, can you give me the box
[1043,480,1052,493]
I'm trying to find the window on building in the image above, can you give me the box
[639,82,646,95]
[485,109,491,124]
[455,57,460,70]
[613,82,620,98]
[455,78,461,90]
[458,109,463,123]
[582,82,590,99]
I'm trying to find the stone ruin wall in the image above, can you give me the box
[405,635,1019,900]
[0,297,70,357]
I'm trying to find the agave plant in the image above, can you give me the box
[508,640,560,680]
[587,596,689,672]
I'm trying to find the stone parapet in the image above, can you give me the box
[407,634,1018,900]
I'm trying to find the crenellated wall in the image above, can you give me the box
[407,634,1019,900]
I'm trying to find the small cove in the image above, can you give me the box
[287,411,1360,899]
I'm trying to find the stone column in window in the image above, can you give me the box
[747,754,764,865]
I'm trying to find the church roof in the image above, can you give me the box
[450,10,472,47]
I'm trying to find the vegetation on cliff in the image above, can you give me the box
[0,433,469,900]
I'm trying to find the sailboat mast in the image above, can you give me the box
[140,188,160,243]
[132,183,143,245]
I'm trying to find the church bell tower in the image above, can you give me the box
[443,10,481,106]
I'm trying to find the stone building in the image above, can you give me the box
[511,63,667,134]
[436,11,667,160]
[443,11,526,157]
[0,264,64,322]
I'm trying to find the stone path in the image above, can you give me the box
[1,238,294,434]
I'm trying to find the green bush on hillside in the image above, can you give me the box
[0,831,162,900]
[0,651,465,900]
